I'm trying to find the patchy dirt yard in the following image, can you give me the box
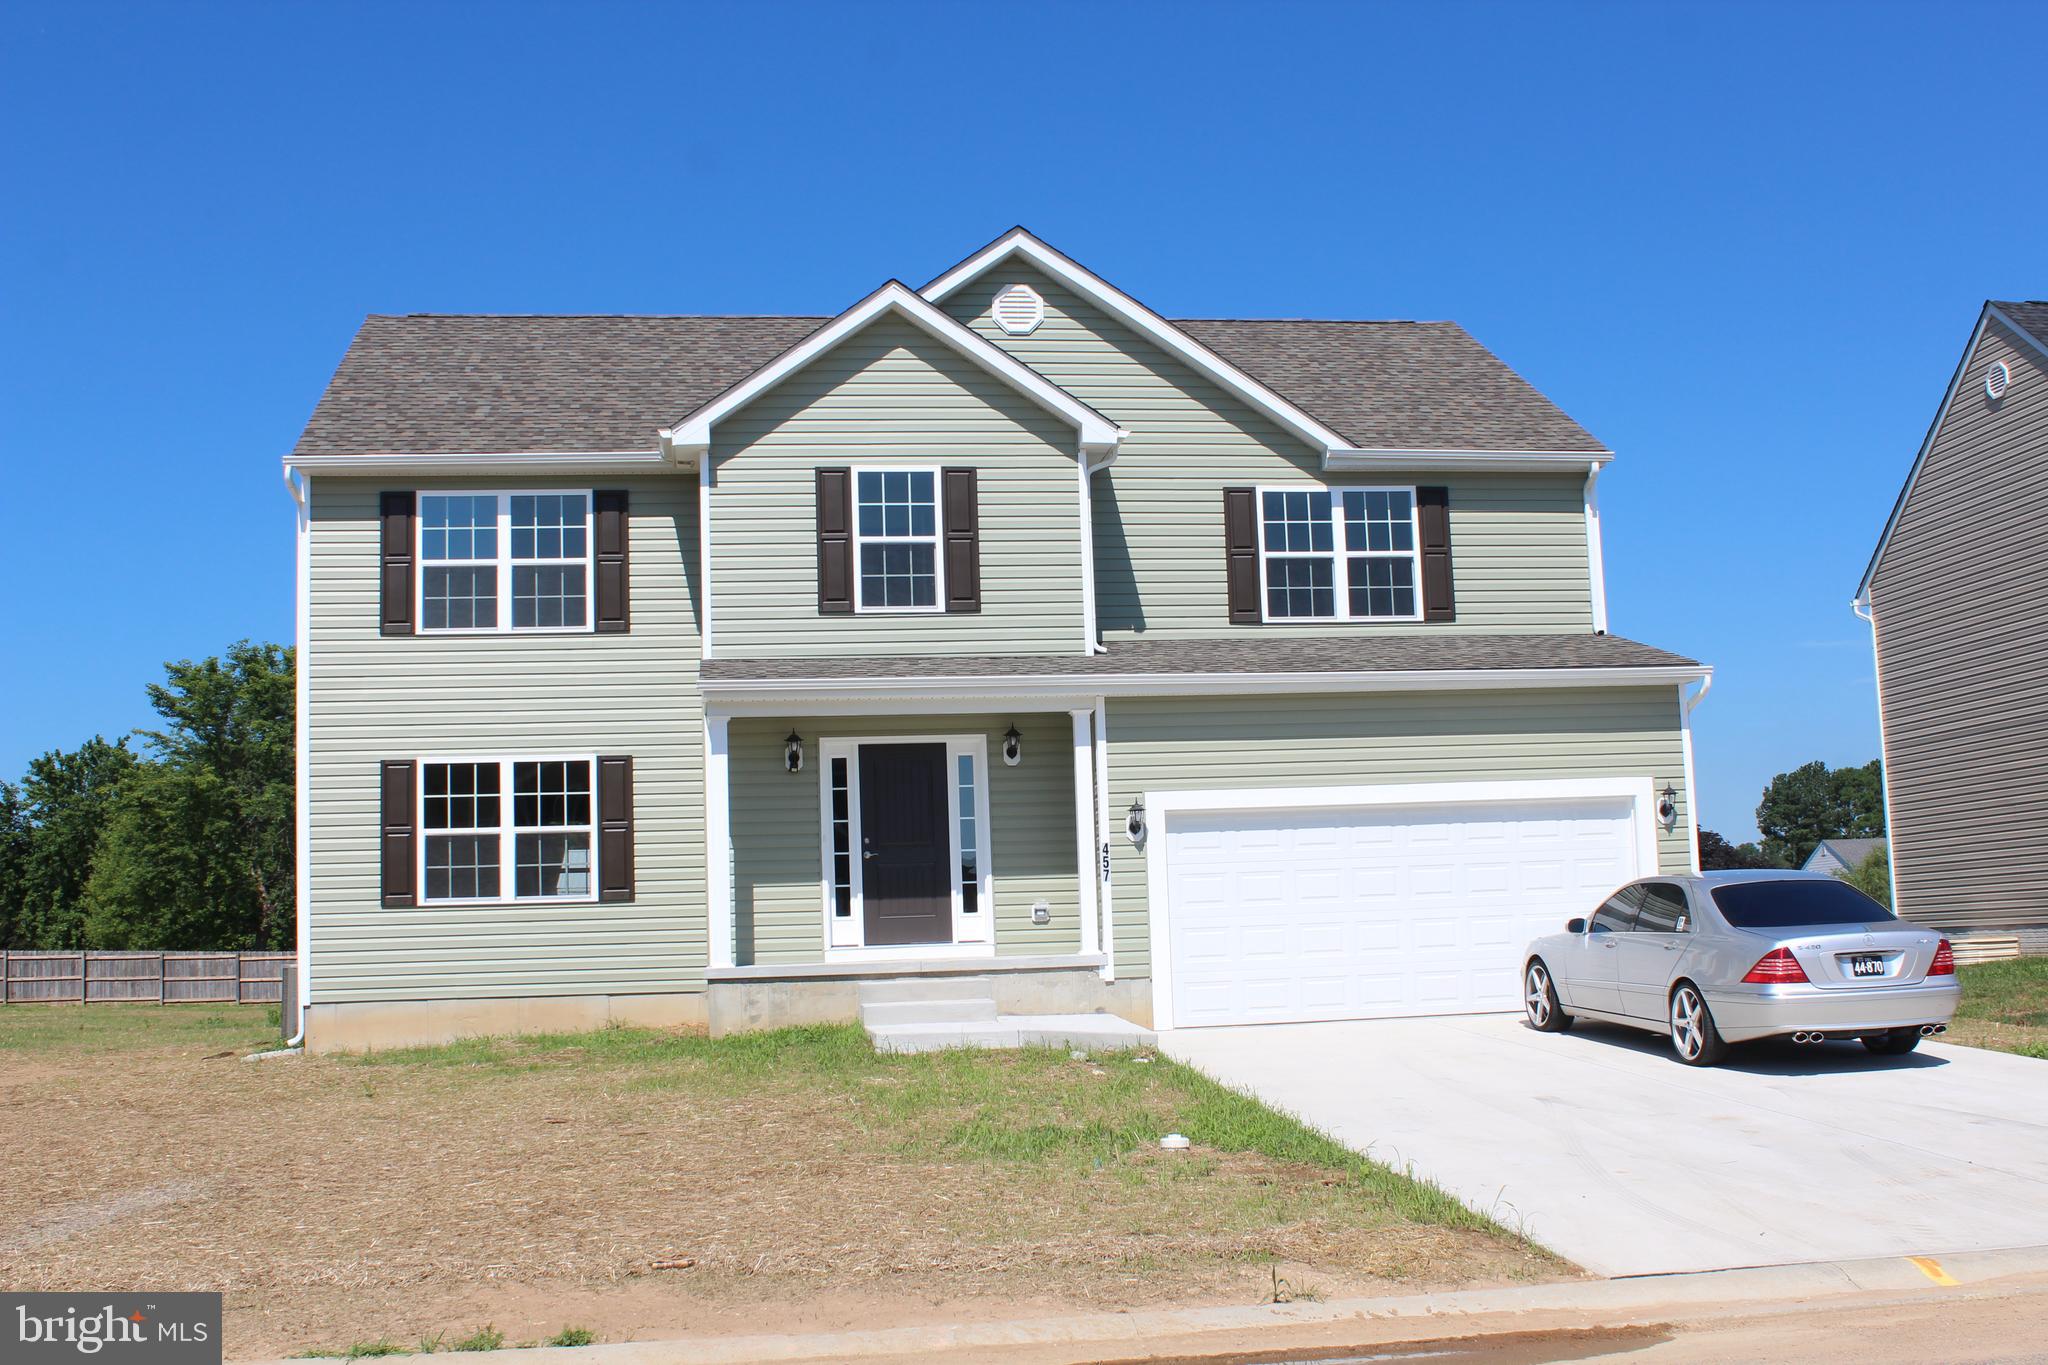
[0,1007,1568,1358]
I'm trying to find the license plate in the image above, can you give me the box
[1848,954,1886,978]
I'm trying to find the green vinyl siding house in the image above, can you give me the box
[283,229,1709,1050]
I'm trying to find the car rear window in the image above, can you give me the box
[1709,879,1896,928]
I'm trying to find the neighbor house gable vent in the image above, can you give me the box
[992,283,1045,336]
[1986,359,2012,400]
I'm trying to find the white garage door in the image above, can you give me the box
[1164,798,1641,1028]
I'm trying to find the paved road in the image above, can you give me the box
[1162,1013,2048,1276]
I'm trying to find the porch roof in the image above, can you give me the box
[702,632,1701,693]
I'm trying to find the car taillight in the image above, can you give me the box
[1742,948,1810,984]
[1929,939,1955,975]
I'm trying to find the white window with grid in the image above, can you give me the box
[1257,485,1421,622]
[418,491,592,633]
[853,468,944,612]
[418,756,596,904]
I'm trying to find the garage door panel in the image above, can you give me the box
[1165,797,1639,1028]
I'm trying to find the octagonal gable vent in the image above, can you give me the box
[1986,359,2012,401]
[992,283,1045,336]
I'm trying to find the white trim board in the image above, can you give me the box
[660,280,1122,467]
[921,228,1614,474]
[283,451,669,477]
[701,665,1713,710]
[1140,776,1657,1031]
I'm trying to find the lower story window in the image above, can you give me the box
[420,757,595,903]
[829,757,852,918]
[957,753,979,914]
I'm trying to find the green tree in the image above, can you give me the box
[81,642,295,950]
[0,783,29,948]
[1834,846,1892,909]
[1698,828,1781,870]
[9,738,139,948]
[1755,759,1884,868]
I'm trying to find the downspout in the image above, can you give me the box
[1677,670,1711,875]
[1854,595,1900,911]
[1584,460,1610,634]
[1079,443,1121,654]
[283,463,312,1048]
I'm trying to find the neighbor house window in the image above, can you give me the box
[853,469,942,611]
[419,757,595,903]
[1258,486,1420,622]
[419,492,591,632]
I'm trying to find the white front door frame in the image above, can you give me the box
[819,734,994,959]
[1143,776,1658,1030]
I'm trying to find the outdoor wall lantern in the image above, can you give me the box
[784,730,805,774]
[1001,724,1023,767]
[1125,796,1147,846]
[1656,784,1678,829]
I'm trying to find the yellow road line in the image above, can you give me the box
[1909,1255,1960,1286]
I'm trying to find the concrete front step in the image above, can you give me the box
[858,997,1000,1027]
[867,1012,1157,1055]
[856,974,997,1005]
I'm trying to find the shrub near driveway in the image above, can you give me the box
[2,1009,1563,1358]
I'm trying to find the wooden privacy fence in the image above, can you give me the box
[0,952,293,1004]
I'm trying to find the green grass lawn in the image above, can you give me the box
[0,1002,278,1055]
[1951,958,2048,1059]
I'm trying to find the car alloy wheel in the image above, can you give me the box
[1525,963,1553,1027]
[1668,983,1726,1065]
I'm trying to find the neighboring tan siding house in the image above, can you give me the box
[1859,301,2048,935]
[283,228,1709,1049]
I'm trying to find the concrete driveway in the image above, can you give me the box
[1162,1014,2048,1276]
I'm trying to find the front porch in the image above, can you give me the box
[701,705,1138,1035]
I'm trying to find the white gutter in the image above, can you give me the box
[1325,448,1617,473]
[282,464,312,1048]
[282,450,671,477]
[703,664,1712,707]
[699,462,715,659]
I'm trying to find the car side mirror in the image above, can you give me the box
[1566,917,1587,935]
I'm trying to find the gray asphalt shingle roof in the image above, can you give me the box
[291,312,1607,457]
[699,632,1698,683]
[1993,300,2048,350]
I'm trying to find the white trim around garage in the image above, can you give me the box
[1140,775,1658,1031]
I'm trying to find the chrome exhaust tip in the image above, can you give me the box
[1790,1031,1823,1044]
[1920,1024,1947,1037]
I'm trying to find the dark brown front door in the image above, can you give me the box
[858,743,953,946]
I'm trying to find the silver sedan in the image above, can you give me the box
[1521,871,1961,1065]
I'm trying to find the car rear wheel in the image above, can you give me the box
[1669,982,1729,1066]
[1524,960,1573,1033]
[1863,1029,1921,1056]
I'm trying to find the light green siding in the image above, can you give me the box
[1102,687,1693,978]
[708,315,1089,657]
[941,264,1595,637]
[305,476,705,1004]
[728,714,1080,963]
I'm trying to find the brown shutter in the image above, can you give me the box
[593,489,630,633]
[1417,486,1455,622]
[380,760,416,908]
[597,755,635,903]
[1222,487,1261,624]
[942,467,981,613]
[380,491,415,636]
[816,468,853,614]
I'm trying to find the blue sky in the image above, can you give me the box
[3,1,2041,840]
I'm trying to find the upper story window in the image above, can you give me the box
[854,469,943,612]
[1258,485,1421,622]
[419,492,591,633]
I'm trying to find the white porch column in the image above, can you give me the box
[705,713,734,970]
[1092,696,1114,981]
[1070,708,1100,958]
